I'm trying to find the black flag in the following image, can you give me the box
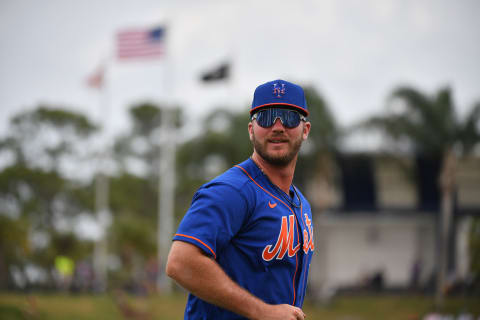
[200,63,230,82]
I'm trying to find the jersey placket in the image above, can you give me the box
[273,186,305,306]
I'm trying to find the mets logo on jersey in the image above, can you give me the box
[262,214,314,261]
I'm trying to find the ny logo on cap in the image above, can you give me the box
[273,83,286,98]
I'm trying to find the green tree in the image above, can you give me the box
[0,215,30,289]
[1,106,97,172]
[108,173,157,268]
[0,107,98,289]
[113,102,182,180]
[359,86,480,303]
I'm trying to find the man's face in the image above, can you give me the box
[248,111,310,167]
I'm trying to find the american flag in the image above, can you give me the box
[116,26,165,60]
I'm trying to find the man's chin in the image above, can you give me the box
[262,152,294,167]
[266,144,290,154]
[268,151,288,160]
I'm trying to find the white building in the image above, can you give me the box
[306,154,480,299]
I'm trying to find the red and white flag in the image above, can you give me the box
[116,26,165,60]
[87,65,104,89]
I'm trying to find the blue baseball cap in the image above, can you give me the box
[250,79,309,116]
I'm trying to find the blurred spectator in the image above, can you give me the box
[410,259,422,290]
[144,256,158,294]
[72,260,94,292]
[369,270,384,292]
[423,313,442,320]
[54,255,75,291]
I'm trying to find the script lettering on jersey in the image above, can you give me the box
[262,214,314,261]
[302,214,314,253]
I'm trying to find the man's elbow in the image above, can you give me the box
[166,241,204,282]
[165,252,181,280]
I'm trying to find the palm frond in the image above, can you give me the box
[390,87,456,140]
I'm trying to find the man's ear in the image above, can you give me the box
[248,122,254,141]
[303,121,311,140]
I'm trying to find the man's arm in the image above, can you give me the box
[165,240,305,320]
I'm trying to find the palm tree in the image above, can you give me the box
[360,86,480,305]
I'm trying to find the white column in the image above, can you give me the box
[157,107,175,293]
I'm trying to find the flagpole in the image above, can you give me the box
[90,58,112,292]
[114,22,172,293]
[157,23,175,293]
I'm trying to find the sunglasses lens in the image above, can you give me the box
[284,110,301,128]
[255,109,302,128]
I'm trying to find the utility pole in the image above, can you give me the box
[156,24,175,292]
[436,148,456,306]
[93,171,110,291]
[157,107,175,293]
[88,61,111,292]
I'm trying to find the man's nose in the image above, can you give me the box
[271,117,285,130]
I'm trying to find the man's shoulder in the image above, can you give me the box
[200,159,260,193]
[205,164,250,191]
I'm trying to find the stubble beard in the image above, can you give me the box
[251,128,304,167]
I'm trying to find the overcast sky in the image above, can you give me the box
[1,0,479,146]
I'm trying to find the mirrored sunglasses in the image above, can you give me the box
[251,108,306,129]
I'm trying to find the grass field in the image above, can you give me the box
[0,292,479,320]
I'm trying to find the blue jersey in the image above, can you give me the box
[173,158,314,319]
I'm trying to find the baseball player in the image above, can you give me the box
[166,79,314,320]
